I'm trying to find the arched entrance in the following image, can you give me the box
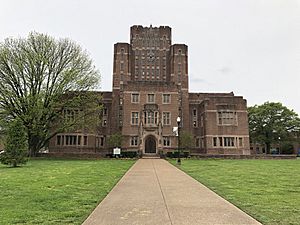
[145,136,156,154]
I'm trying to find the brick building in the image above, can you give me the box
[49,25,251,156]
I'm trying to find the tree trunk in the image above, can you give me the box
[28,133,42,157]
[266,142,271,154]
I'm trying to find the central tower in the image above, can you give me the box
[130,25,171,81]
[111,25,190,155]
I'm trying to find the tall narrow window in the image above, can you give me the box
[196,137,200,147]
[78,136,81,145]
[100,137,104,146]
[162,94,171,104]
[131,93,139,103]
[163,137,171,146]
[130,136,138,146]
[213,137,217,147]
[239,138,243,147]
[103,107,108,116]
[131,112,139,125]
[219,137,223,147]
[147,94,155,103]
[84,136,88,146]
[163,112,171,125]
[57,135,61,145]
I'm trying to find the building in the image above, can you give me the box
[49,25,251,156]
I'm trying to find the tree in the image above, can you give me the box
[107,133,123,149]
[248,102,300,154]
[180,131,194,151]
[0,119,28,167]
[0,32,100,156]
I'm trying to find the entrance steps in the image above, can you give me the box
[142,155,160,159]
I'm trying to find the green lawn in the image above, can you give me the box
[0,159,135,225]
[171,159,300,225]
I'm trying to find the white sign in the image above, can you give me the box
[113,147,121,155]
[173,127,178,136]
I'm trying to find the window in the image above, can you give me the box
[103,107,108,116]
[102,119,107,127]
[217,111,237,125]
[83,136,88,146]
[196,137,200,147]
[78,136,81,145]
[193,109,197,117]
[239,138,243,147]
[219,137,223,147]
[162,94,171,104]
[163,137,171,146]
[213,137,217,147]
[192,109,197,127]
[131,112,139,125]
[100,137,104,146]
[65,135,77,146]
[145,111,158,124]
[224,137,235,147]
[131,136,138,146]
[163,112,171,125]
[147,94,155,103]
[193,121,197,127]
[131,93,139,103]
[63,109,79,122]
[56,135,61,145]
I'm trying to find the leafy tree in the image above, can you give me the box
[107,133,123,149]
[248,102,300,154]
[0,32,100,156]
[0,119,28,167]
[179,131,194,151]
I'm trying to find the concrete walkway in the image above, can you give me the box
[83,159,261,225]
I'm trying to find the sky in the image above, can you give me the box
[1,0,300,114]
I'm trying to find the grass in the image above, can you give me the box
[171,159,300,225]
[0,159,135,225]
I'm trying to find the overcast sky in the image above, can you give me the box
[1,0,299,114]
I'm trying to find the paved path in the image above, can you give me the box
[83,159,261,225]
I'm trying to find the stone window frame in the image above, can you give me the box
[102,118,107,127]
[130,136,139,146]
[147,93,155,103]
[217,110,238,126]
[163,136,171,147]
[131,93,140,103]
[56,134,88,146]
[162,112,171,125]
[211,136,237,148]
[162,93,171,104]
[131,112,139,125]
[144,111,158,125]
[195,137,201,147]
[192,108,198,127]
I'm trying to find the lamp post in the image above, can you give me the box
[177,116,181,165]
[278,136,281,154]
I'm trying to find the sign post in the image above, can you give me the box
[113,147,121,158]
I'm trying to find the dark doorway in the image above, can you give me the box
[145,136,156,154]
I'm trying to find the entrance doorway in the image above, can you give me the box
[145,136,156,154]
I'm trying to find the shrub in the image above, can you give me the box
[0,119,28,167]
[121,151,137,158]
